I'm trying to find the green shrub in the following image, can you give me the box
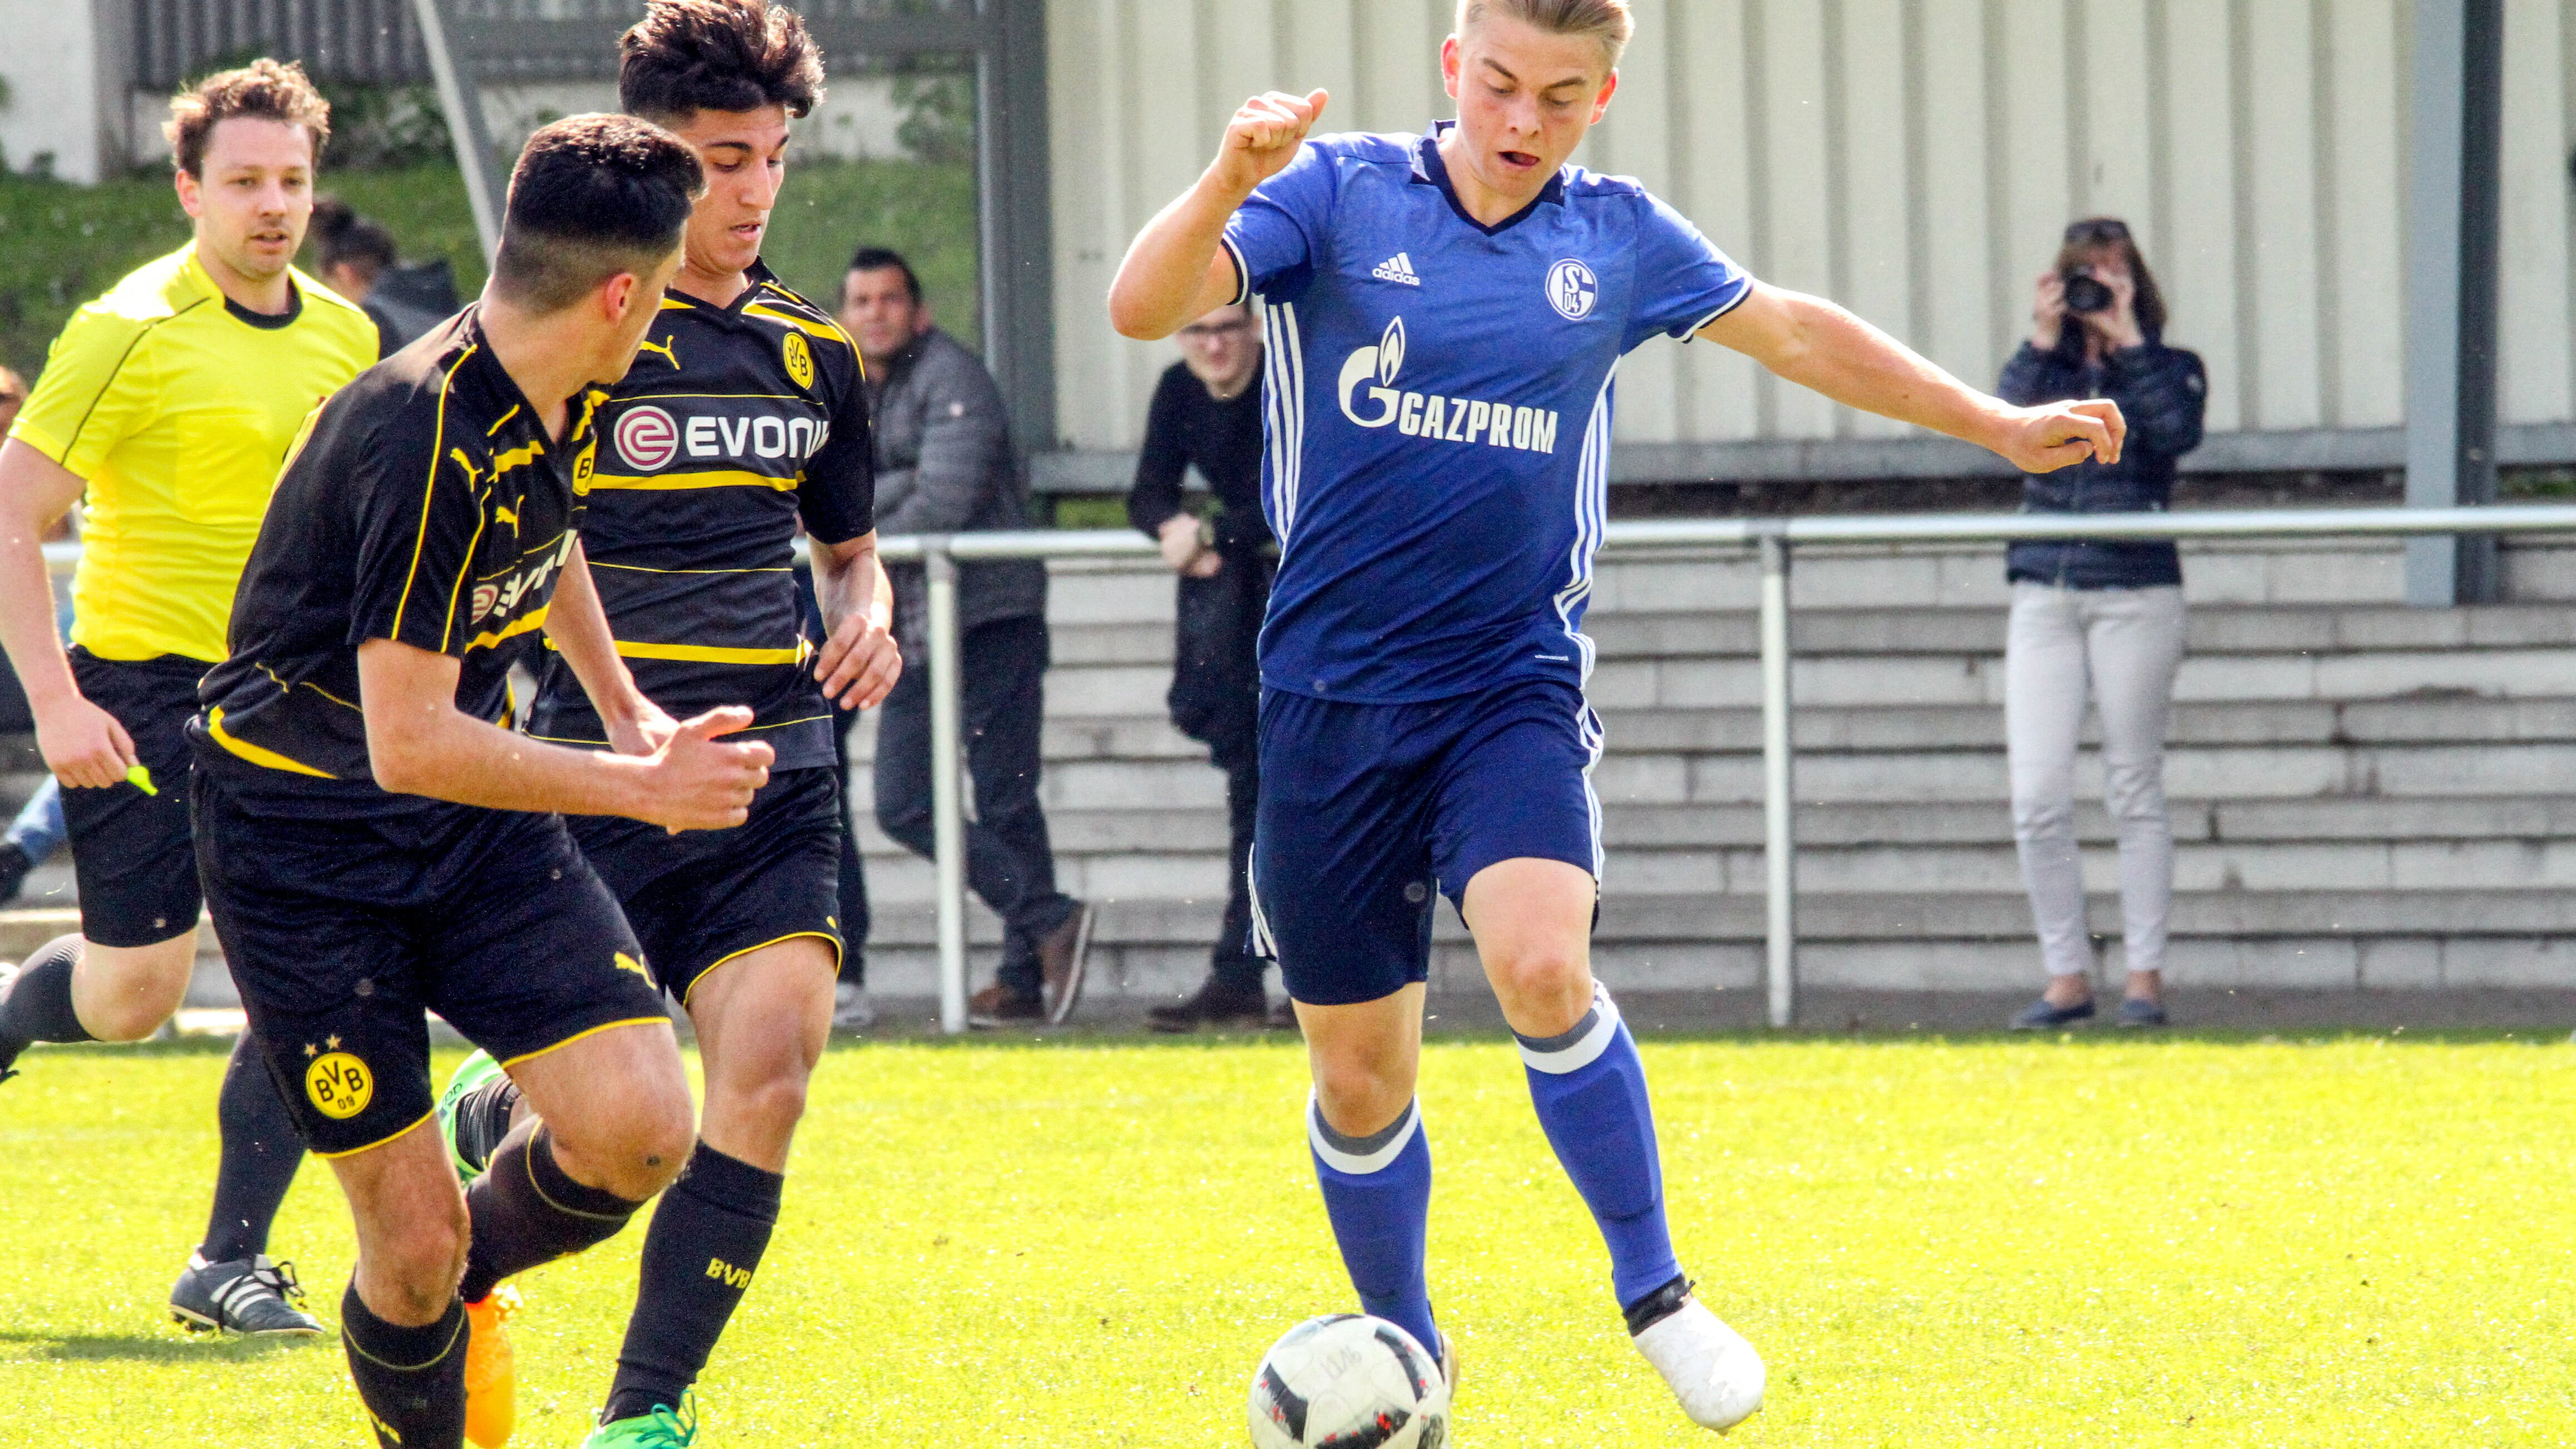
[0,155,976,378]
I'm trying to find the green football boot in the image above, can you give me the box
[436,1048,513,1184]
[579,1398,697,1447]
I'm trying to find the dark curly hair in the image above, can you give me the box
[619,0,824,122]
[493,115,705,313]
[164,58,332,177]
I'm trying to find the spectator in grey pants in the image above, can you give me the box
[840,248,1093,1028]
[1998,219,2207,1031]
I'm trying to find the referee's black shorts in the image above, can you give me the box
[568,764,845,1006]
[60,647,208,948]
[192,774,671,1157]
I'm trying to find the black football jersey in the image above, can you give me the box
[192,306,606,820]
[525,264,874,771]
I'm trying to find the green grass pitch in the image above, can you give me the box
[0,1030,2570,1445]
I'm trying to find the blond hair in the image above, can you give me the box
[1459,0,1634,67]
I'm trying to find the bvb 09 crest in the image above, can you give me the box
[572,438,598,495]
[783,331,814,390]
[306,1049,373,1120]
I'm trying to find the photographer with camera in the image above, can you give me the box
[1999,217,2207,1032]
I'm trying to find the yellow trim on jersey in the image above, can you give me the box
[205,707,337,778]
[392,347,481,645]
[586,469,797,492]
[309,1109,438,1162]
[612,639,808,666]
[485,404,522,436]
[679,930,843,1008]
[490,438,545,477]
[464,605,549,654]
[590,561,791,576]
[499,1017,672,1071]
[741,303,856,348]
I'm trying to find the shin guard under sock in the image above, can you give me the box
[602,1143,784,1422]
[0,935,90,1069]
[458,1126,645,1304]
[1518,984,1684,1310]
[1308,1095,1438,1353]
[341,1280,466,1449]
[198,1030,305,1263]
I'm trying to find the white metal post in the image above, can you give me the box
[925,543,970,1034]
[1759,533,1796,1028]
[410,0,504,263]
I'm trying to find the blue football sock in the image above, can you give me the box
[1518,984,1684,1312]
[1308,1094,1438,1353]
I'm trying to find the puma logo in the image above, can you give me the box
[494,503,519,535]
[636,336,680,369]
[449,447,484,488]
[614,951,650,980]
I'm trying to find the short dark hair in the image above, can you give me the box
[620,0,824,122]
[492,115,704,314]
[164,59,331,178]
[847,247,922,304]
[311,195,397,278]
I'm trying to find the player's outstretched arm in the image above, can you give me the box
[811,531,900,712]
[543,539,677,756]
[1701,282,2127,474]
[357,637,770,831]
[0,439,133,787]
[1109,88,1327,341]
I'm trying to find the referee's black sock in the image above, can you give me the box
[602,1142,783,1423]
[0,935,91,1071]
[340,1280,466,1449]
[197,1031,306,1263]
[458,1125,645,1304]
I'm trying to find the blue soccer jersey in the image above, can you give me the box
[1225,122,1752,704]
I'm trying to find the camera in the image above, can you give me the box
[2062,270,2114,315]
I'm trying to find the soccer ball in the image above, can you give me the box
[1247,1314,1449,1449]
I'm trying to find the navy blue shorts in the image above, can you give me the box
[1250,677,1602,1007]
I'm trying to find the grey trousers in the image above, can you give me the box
[2003,582,2186,979]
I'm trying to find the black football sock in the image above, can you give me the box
[458,1124,646,1304]
[602,1143,784,1423]
[341,1280,466,1449]
[0,935,90,1070]
[197,1030,306,1262]
[450,1075,524,1177]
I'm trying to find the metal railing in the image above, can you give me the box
[882,504,2576,1033]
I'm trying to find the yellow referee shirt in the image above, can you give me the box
[8,244,378,663]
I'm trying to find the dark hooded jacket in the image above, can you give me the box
[1997,333,2208,589]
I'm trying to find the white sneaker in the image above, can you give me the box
[1633,1295,1765,1432]
[831,980,876,1030]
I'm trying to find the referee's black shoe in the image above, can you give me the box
[1147,975,1269,1033]
[169,1253,326,1337]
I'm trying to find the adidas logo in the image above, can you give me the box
[1371,253,1423,287]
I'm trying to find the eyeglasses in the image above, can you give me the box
[1178,319,1255,342]
[2064,218,2131,244]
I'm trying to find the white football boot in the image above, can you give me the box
[1633,1293,1766,1432]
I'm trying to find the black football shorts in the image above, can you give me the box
[568,764,845,1005]
[60,648,209,948]
[193,774,671,1157]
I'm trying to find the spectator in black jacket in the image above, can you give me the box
[1127,300,1289,1033]
[1999,218,2207,1032]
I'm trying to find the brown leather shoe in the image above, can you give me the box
[967,983,1043,1029]
[1036,902,1095,1026]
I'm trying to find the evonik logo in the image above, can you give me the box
[614,403,829,472]
[1336,316,1561,456]
[470,533,577,625]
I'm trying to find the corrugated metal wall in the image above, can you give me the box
[1048,0,2576,456]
